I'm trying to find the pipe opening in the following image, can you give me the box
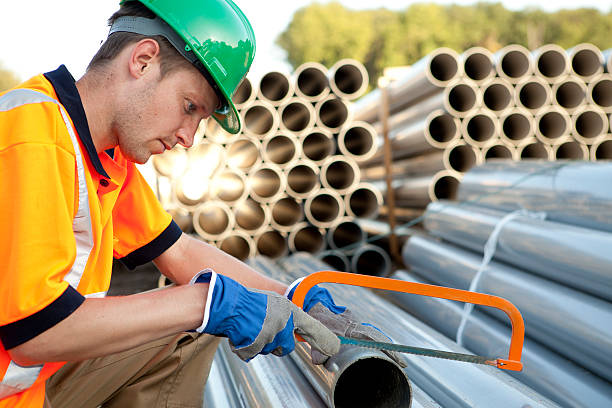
[196,207,230,236]
[235,199,267,231]
[214,171,245,203]
[251,168,282,200]
[319,98,349,129]
[320,253,350,271]
[219,235,252,261]
[464,53,493,81]
[594,140,612,160]
[333,64,365,95]
[334,357,411,408]
[227,138,259,170]
[575,110,605,139]
[448,144,477,173]
[556,141,587,159]
[555,82,585,109]
[348,187,379,218]
[448,83,477,113]
[428,113,457,144]
[483,83,512,111]
[290,225,324,253]
[352,247,390,276]
[466,114,496,143]
[501,50,530,78]
[271,197,302,228]
[307,192,342,225]
[259,72,290,103]
[538,111,567,140]
[281,102,312,132]
[485,144,513,160]
[592,79,612,108]
[433,175,459,200]
[256,230,287,259]
[265,135,297,166]
[330,221,364,249]
[287,164,318,195]
[244,105,275,136]
[572,49,601,78]
[324,161,356,190]
[297,67,328,98]
[521,142,549,159]
[503,113,531,141]
[537,50,567,78]
[342,125,374,156]
[233,78,253,106]
[302,131,335,162]
[430,53,459,82]
[519,81,548,110]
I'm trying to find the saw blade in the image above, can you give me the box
[338,336,497,367]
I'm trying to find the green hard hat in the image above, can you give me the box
[116,0,255,134]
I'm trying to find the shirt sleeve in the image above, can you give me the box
[112,160,182,269]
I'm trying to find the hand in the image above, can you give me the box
[286,278,406,367]
[190,269,340,362]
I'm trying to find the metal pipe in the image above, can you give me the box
[242,100,280,139]
[287,222,325,254]
[301,127,335,164]
[571,105,608,144]
[480,77,514,115]
[462,47,495,84]
[458,160,612,233]
[372,170,461,208]
[443,140,481,174]
[482,142,515,161]
[590,136,612,160]
[285,159,321,199]
[532,44,570,83]
[272,253,555,408]
[317,250,350,272]
[294,62,331,102]
[337,121,377,162]
[567,43,604,82]
[552,75,587,113]
[248,163,286,203]
[210,168,248,205]
[233,197,270,234]
[279,97,316,136]
[495,44,534,83]
[344,183,383,219]
[587,73,612,113]
[203,347,242,408]
[534,106,571,145]
[328,58,369,100]
[320,155,360,194]
[424,200,612,302]
[383,270,612,408]
[360,152,446,182]
[304,189,345,228]
[350,244,392,276]
[553,137,589,160]
[443,79,480,117]
[254,228,288,259]
[499,108,535,146]
[354,218,413,256]
[424,109,461,149]
[461,110,499,148]
[218,230,256,261]
[370,93,446,135]
[326,217,366,250]
[269,195,304,232]
[515,76,552,114]
[262,132,301,168]
[315,95,351,132]
[233,76,256,109]
[226,136,261,171]
[192,201,234,241]
[402,234,612,382]
[353,48,461,123]
[257,70,294,106]
[516,140,553,160]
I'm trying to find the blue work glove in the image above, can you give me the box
[190,269,340,362]
[285,278,406,367]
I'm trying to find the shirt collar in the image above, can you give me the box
[44,65,110,179]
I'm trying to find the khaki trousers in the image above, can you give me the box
[44,332,220,408]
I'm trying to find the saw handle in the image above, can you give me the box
[292,271,524,371]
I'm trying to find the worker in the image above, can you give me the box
[0,1,402,407]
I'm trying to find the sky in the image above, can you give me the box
[1,0,611,82]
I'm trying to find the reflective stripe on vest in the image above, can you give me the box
[0,89,95,398]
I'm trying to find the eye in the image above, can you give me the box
[185,100,197,114]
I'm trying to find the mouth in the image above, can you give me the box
[160,140,173,151]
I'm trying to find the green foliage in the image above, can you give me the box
[0,63,20,93]
[277,2,612,85]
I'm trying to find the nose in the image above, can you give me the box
[176,121,198,148]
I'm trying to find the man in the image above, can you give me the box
[0,1,400,407]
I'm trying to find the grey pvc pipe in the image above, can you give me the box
[304,189,345,228]
[301,128,335,164]
[269,195,303,232]
[317,250,351,272]
[553,137,589,160]
[515,76,552,114]
[279,97,316,137]
[211,168,248,205]
[262,132,301,168]
[271,253,556,408]
[353,48,461,123]
[500,107,535,146]
[372,170,461,208]
[151,147,188,178]
[383,270,612,408]
[424,200,612,302]
[552,76,587,113]
[226,136,261,171]
[337,121,378,162]
[590,136,612,160]
[480,77,514,115]
[495,44,534,83]
[315,95,351,132]
[218,230,255,261]
[350,244,392,276]
[532,44,570,83]
[360,152,446,181]
[254,228,288,259]
[343,183,383,219]
[443,79,481,117]
[242,100,280,139]
[587,73,612,113]
[534,106,571,145]
[567,43,604,82]
[285,159,320,199]
[402,234,612,382]
[516,141,553,160]
[371,92,446,135]
[443,140,481,173]
[326,217,366,250]
[294,61,331,102]
[320,155,360,194]
[462,47,495,84]
[329,58,369,100]
[233,197,270,234]
[233,76,257,109]
[257,70,294,106]
[287,222,325,254]
[458,160,612,232]
[248,163,285,203]
[571,105,608,144]
[461,110,499,148]
[482,142,515,161]
[192,201,234,241]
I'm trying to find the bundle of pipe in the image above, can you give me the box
[147,60,388,273]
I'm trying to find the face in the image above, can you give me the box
[113,62,220,164]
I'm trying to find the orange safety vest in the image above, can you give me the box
[0,66,181,407]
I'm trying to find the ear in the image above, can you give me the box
[128,39,161,79]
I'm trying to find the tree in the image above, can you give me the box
[0,63,20,93]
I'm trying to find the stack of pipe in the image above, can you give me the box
[150,60,386,271]
[355,43,612,219]
[379,161,612,408]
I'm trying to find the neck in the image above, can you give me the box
[76,68,117,153]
